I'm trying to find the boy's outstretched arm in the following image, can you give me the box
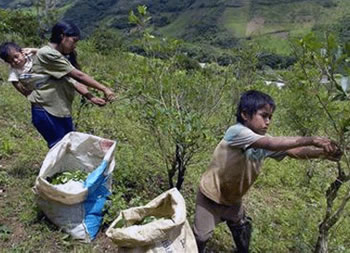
[251,136,342,161]
[286,146,342,161]
[251,136,337,153]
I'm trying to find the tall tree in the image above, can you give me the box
[127,6,242,190]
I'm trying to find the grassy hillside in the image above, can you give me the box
[1,31,350,252]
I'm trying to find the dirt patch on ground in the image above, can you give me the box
[272,31,289,39]
[4,218,27,247]
[246,17,265,36]
[0,182,28,248]
[263,30,289,39]
[297,15,314,23]
[94,231,119,252]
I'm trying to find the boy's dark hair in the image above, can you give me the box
[50,21,81,70]
[0,42,22,63]
[236,90,276,124]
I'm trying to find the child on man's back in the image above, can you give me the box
[0,42,41,96]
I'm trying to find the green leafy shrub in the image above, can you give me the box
[0,9,41,46]
[0,138,15,158]
[0,171,11,187]
[90,26,124,55]
[0,224,12,241]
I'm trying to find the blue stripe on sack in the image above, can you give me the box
[83,160,112,240]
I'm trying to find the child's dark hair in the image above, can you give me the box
[50,21,81,70]
[236,90,276,124]
[0,42,22,63]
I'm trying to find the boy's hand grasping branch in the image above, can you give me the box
[312,137,342,161]
[312,137,338,154]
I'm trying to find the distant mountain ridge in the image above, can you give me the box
[1,0,349,50]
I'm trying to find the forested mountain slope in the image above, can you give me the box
[2,0,349,49]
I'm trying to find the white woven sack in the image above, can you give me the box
[106,188,198,252]
[33,131,116,241]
